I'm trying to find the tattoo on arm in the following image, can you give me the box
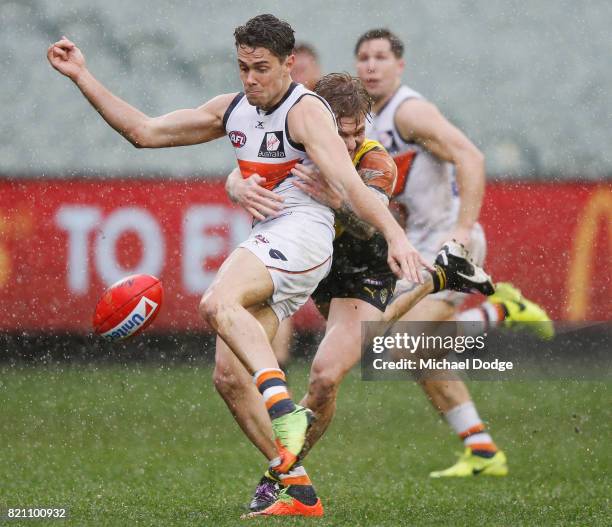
[336,187,388,240]
[359,169,386,188]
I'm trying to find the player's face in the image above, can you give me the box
[338,116,366,159]
[237,46,294,109]
[291,52,321,90]
[355,38,404,101]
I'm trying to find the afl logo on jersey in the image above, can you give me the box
[229,130,247,148]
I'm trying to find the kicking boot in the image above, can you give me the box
[490,282,554,340]
[269,405,314,474]
[248,474,280,513]
[430,448,508,478]
[434,241,495,296]
[243,486,324,518]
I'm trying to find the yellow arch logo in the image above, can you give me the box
[566,187,612,320]
[0,213,9,288]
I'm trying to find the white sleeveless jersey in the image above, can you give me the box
[223,82,334,232]
[365,85,460,250]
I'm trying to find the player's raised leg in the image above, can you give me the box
[384,241,495,323]
[214,305,320,513]
[200,248,311,475]
[201,249,278,372]
[213,306,278,462]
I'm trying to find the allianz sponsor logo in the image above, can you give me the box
[102,296,158,341]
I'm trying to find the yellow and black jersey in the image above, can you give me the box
[313,139,397,312]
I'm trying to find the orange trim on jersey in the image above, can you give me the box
[266,256,331,275]
[392,150,417,196]
[459,423,486,439]
[255,369,286,389]
[238,159,301,190]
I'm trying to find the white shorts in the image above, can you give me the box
[239,210,334,322]
[394,222,487,307]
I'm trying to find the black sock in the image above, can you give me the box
[286,485,318,506]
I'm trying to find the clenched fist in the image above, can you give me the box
[47,36,86,81]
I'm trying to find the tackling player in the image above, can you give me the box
[224,73,495,517]
[355,28,553,477]
[47,15,430,516]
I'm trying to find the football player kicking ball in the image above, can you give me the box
[355,29,554,478]
[224,73,495,517]
[47,14,430,514]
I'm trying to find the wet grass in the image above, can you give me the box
[0,363,609,525]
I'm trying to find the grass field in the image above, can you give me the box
[0,362,609,526]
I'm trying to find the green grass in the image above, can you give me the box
[0,363,610,526]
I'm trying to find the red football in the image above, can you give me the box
[93,274,163,341]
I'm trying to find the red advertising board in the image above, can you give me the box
[0,179,610,332]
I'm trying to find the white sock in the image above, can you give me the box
[444,401,495,450]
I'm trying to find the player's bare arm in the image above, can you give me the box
[225,167,284,221]
[287,96,430,282]
[395,98,485,244]
[293,163,388,240]
[47,37,232,147]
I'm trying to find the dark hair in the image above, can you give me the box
[314,73,371,121]
[354,28,404,58]
[293,42,318,61]
[234,14,295,60]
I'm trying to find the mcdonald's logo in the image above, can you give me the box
[566,187,612,320]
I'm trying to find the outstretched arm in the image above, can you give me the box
[395,99,485,245]
[287,96,431,283]
[47,37,232,148]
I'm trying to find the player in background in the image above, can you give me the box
[225,73,495,516]
[355,29,553,477]
[290,43,322,90]
[47,15,430,517]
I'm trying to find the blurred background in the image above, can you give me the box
[0,0,611,354]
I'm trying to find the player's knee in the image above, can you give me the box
[198,291,216,325]
[199,290,233,329]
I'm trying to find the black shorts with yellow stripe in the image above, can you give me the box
[311,231,396,312]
